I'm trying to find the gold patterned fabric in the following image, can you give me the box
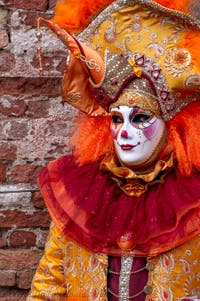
[78,1,200,120]
[40,0,200,119]
[27,223,200,301]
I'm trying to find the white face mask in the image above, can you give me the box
[110,105,166,169]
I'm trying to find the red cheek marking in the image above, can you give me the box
[110,127,117,139]
[142,119,158,140]
[110,124,122,140]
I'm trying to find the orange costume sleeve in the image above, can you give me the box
[27,223,67,301]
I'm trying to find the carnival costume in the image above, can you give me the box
[27,0,200,300]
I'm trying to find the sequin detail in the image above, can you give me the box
[78,0,200,41]
[119,256,133,300]
[78,0,200,120]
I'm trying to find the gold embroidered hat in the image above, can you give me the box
[38,0,200,120]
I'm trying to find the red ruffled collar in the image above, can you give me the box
[38,155,200,256]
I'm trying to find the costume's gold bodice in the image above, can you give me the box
[27,223,200,301]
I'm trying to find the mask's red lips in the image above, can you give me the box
[120,144,136,150]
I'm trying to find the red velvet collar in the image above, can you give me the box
[38,155,200,256]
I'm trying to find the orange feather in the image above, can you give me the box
[178,30,200,70]
[153,0,190,13]
[52,0,198,34]
[52,0,114,33]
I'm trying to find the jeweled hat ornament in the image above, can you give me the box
[36,0,200,120]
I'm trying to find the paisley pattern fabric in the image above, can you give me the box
[27,223,200,301]
[146,235,200,301]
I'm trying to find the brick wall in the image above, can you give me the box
[0,0,76,299]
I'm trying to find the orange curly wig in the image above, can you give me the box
[167,101,200,175]
[70,114,113,166]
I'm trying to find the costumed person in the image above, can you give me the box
[27,0,200,300]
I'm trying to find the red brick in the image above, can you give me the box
[0,52,15,72]
[0,162,6,182]
[9,230,36,247]
[31,191,46,209]
[18,11,53,27]
[47,120,69,136]
[3,120,28,139]
[0,210,51,228]
[32,54,67,73]
[0,77,61,97]
[0,229,6,248]
[0,142,17,161]
[0,99,27,117]
[27,100,50,118]
[0,29,9,49]
[18,270,35,289]
[2,0,48,12]
[0,249,44,270]
[56,56,67,73]
[0,288,28,301]
[0,271,16,287]
[0,237,5,248]
[10,164,43,183]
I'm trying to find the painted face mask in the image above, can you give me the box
[110,105,167,169]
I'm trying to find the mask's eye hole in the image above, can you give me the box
[131,113,151,123]
[111,115,123,124]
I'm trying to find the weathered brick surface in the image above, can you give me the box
[1,120,29,140]
[0,210,51,228]
[8,230,36,247]
[0,186,32,210]
[0,142,17,161]
[0,8,8,24]
[0,52,15,72]
[0,229,6,247]
[0,288,28,301]
[0,249,43,270]
[0,271,16,287]
[49,0,57,9]
[27,99,50,118]
[0,29,9,48]
[31,191,46,209]
[0,0,76,297]
[1,0,48,11]
[18,11,52,28]
[0,98,27,117]
[0,77,61,96]
[31,54,67,73]
[10,164,43,183]
[18,270,35,289]
[0,163,6,182]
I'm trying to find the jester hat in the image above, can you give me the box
[37,0,200,121]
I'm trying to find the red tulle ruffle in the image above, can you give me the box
[38,155,200,256]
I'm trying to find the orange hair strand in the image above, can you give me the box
[167,101,200,175]
[71,113,113,166]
